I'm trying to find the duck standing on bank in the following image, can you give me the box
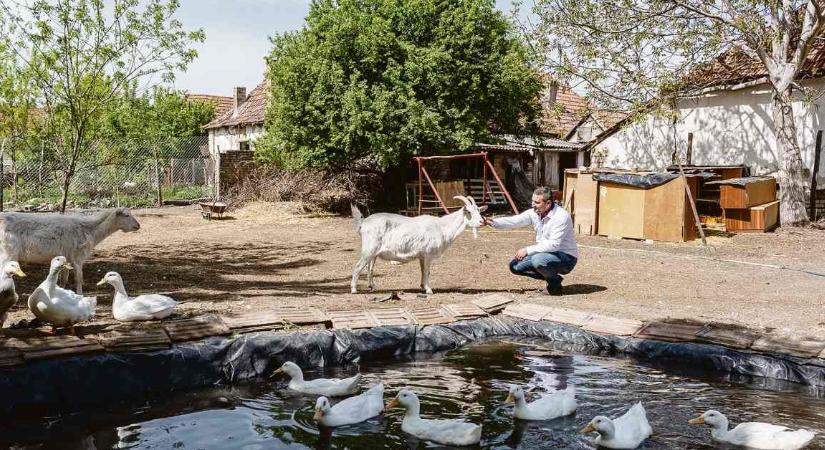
[27,256,96,334]
[97,271,177,321]
[0,261,25,327]
[273,361,361,396]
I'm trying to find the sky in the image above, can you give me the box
[172,0,523,96]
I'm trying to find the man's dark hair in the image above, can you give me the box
[533,187,554,203]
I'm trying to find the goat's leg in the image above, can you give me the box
[419,258,433,295]
[351,254,371,294]
[367,257,378,291]
[74,262,84,295]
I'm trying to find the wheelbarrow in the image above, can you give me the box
[198,201,228,220]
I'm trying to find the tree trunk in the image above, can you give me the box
[772,89,810,225]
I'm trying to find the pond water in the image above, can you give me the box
[4,339,825,449]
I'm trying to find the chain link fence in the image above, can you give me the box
[0,135,213,211]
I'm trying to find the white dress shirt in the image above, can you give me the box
[490,205,579,258]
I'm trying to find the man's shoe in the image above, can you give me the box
[546,285,563,296]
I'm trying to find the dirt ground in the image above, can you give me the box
[6,202,825,338]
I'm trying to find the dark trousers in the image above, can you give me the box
[509,251,578,288]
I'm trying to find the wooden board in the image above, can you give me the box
[368,308,414,326]
[270,307,328,326]
[164,315,231,342]
[409,307,454,326]
[573,173,599,235]
[544,308,592,326]
[502,303,553,322]
[435,181,466,208]
[471,294,513,313]
[94,327,171,353]
[751,334,825,358]
[598,182,646,239]
[643,176,696,242]
[696,326,760,350]
[4,335,104,360]
[724,200,779,232]
[222,310,287,333]
[563,170,578,210]
[633,321,706,342]
[328,310,379,329]
[582,315,644,336]
[441,303,487,320]
[719,178,777,208]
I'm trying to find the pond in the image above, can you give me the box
[4,339,824,449]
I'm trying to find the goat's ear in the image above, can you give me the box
[115,208,129,216]
[478,205,488,213]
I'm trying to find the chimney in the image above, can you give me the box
[233,86,247,116]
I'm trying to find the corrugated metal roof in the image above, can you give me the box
[478,134,584,153]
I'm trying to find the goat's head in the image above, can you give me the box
[114,208,141,232]
[453,196,487,238]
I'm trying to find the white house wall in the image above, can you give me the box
[208,125,264,155]
[595,79,825,184]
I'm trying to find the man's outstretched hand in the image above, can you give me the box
[515,248,528,260]
[481,217,494,227]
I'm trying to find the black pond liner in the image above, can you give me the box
[1,316,823,418]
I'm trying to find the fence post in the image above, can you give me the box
[810,130,822,220]
[155,158,162,207]
[0,138,5,212]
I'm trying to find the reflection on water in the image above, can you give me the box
[3,339,824,449]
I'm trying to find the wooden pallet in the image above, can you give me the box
[633,321,707,342]
[222,310,287,333]
[4,335,104,361]
[582,315,644,336]
[368,308,414,326]
[328,310,379,329]
[164,315,231,342]
[751,334,825,358]
[409,307,454,326]
[271,307,328,326]
[544,308,592,327]
[472,294,513,313]
[441,303,487,320]
[94,327,172,353]
[502,303,553,322]
[696,326,761,350]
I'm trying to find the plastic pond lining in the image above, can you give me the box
[1,316,824,418]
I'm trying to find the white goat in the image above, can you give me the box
[350,196,486,294]
[0,208,141,294]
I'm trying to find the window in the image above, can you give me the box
[240,141,250,151]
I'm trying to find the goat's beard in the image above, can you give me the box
[471,226,478,239]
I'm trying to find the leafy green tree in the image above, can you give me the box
[259,0,542,170]
[0,0,204,212]
[103,86,215,141]
[525,0,825,225]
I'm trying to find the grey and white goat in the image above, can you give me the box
[350,196,486,294]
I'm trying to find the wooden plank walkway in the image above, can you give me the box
[328,310,378,329]
[634,322,707,342]
[164,315,231,343]
[582,315,644,336]
[409,307,453,326]
[3,334,104,361]
[222,310,286,333]
[696,326,761,350]
[544,308,592,327]
[472,294,513,313]
[368,308,414,327]
[502,303,553,322]
[751,334,825,358]
[441,303,487,320]
[94,327,171,353]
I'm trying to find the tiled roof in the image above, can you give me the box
[682,39,825,92]
[185,94,234,119]
[478,134,585,153]
[203,81,268,129]
[539,83,591,138]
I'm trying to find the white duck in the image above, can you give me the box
[96,271,178,321]
[386,389,482,447]
[0,261,25,327]
[313,382,384,427]
[28,256,96,334]
[273,361,361,396]
[505,385,577,421]
[689,410,816,450]
[580,402,652,449]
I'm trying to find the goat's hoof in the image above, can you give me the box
[424,289,433,295]
[368,285,376,291]
[350,289,358,294]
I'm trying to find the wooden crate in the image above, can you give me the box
[598,182,646,239]
[573,173,599,235]
[719,178,777,208]
[724,200,779,232]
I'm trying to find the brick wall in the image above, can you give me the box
[219,150,257,195]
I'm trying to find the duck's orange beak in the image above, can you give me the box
[688,416,705,425]
[580,423,596,434]
[385,398,400,409]
[504,393,515,404]
[313,408,323,421]
[270,368,283,379]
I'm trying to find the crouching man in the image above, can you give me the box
[483,187,578,295]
